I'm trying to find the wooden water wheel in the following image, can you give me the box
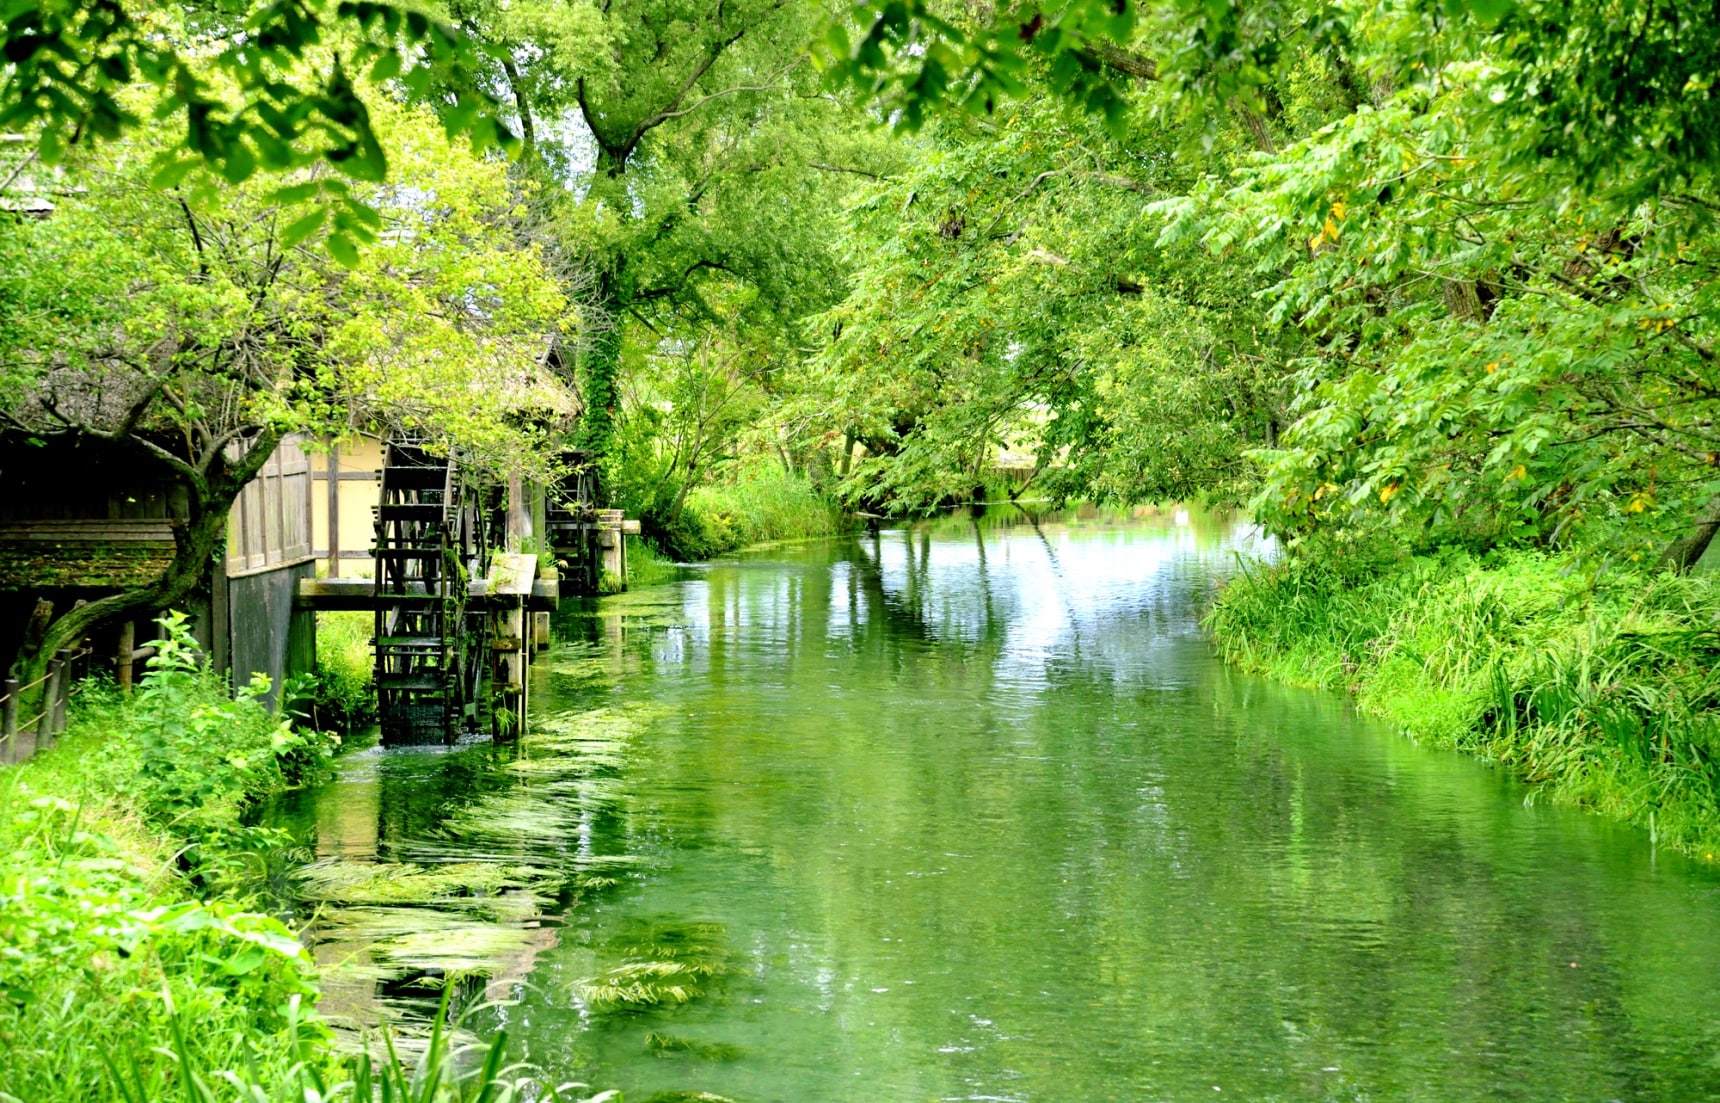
[544,449,601,594]
[373,441,473,745]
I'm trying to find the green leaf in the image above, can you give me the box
[37,129,63,166]
[345,197,383,228]
[326,232,360,267]
[281,206,327,247]
[270,182,321,204]
[1466,0,1515,22]
[369,50,402,82]
[221,142,257,184]
[150,157,198,189]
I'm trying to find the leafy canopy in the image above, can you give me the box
[1,0,517,184]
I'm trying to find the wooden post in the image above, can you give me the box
[507,473,528,550]
[53,647,71,734]
[327,439,341,578]
[117,619,135,695]
[1,678,17,765]
[43,653,64,745]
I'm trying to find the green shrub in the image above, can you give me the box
[644,463,851,560]
[0,612,341,1101]
[1208,548,1720,858]
[0,614,607,1103]
[311,610,376,732]
[622,535,683,588]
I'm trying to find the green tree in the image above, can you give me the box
[825,0,1720,568]
[450,0,890,494]
[1152,5,1720,567]
[0,96,566,684]
[796,93,1287,513]
[1,0,514,184]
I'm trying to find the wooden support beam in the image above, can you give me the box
[327,439,341,579]
[117,619,135,695]
[296,575,560,611]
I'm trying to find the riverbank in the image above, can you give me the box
[633,465,854,562]
[0,616,540,1103]
[0,616,341,1101]
[1207,545,1720,860]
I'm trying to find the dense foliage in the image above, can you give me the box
[0,617,595,1102]
[6,0,1720,1094]
[7,0,1720,561]
[0,92,568,682]
[796,0,1720,572]
[0,616,328,1099]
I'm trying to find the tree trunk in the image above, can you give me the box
[838,430,855,478]
[578,269,626,502]
[1662,491,1720,573]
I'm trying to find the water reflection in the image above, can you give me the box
[284,505,1720,1102]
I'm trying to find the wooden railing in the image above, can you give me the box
[0,645,96,766]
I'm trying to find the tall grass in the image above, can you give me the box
[622,535,685,588]
[1207,547,1720,858]
[649,463,852,560]
[0,646,334,1101]
[98,984,597,1103]
[311,610,376,732]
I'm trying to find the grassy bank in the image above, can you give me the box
[1,614,340,1101]
[0,615,559,1102]
[641,464,853,562]
[1207,546,1720,860]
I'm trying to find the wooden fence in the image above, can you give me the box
[0,645,97,766]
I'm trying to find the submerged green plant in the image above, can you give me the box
[643,1032,745,1062]
[573,920,731,1011]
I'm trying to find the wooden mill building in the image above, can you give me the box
[0,434,317,703]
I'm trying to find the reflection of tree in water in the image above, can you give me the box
[278,516,1720,1101]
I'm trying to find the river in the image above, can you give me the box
[273,506,1720,1102]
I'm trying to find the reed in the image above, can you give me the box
[1207,546,1720,859]
[645,463,852,561]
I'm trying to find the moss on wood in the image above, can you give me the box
[0,541,175,590]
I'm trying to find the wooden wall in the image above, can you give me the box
[310,434,384,577]
[0,435,318,697]
[226,436,314,578]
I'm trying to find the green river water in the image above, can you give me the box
[276,507,1720,1102]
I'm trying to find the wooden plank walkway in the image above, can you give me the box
[297,573,559,612]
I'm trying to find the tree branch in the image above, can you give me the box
[1074,43,1158,82]
[981,169,1066,238]
[809,162,888,180]
[646,55,806,129]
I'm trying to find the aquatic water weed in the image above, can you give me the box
[288,703,668,1028]
[642,1032,745,1062]
[572,920,732,1011]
